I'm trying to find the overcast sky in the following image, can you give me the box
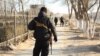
[24,0,68,14]
[23,0,99,14]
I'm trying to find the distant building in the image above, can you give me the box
[28,4,43,18]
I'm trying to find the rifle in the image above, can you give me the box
[49,36,52,55]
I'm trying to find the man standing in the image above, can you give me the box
[60,17,64,26]
[54,17,58,26]
[28,7,58,56]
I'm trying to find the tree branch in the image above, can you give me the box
[94,0,100,22]
[88,0,98,11]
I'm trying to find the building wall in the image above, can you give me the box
[28,5,43,18]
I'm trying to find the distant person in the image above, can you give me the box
[28,7,58,56]
[60,17,64,26]
[54,17,58,26]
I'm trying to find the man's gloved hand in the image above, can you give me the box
[54,37,57,42]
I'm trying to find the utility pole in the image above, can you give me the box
[4,0,8,48]
[12,0,17,45]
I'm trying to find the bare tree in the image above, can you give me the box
[66,0,99,39]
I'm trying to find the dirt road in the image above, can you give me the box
[1,26,100,56]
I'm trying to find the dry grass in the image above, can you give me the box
[0,23,27,42]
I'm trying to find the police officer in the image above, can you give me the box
[28,7,58,56]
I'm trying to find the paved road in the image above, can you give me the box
[1,26,100,56]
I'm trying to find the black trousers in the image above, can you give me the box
[33,40,49,56]
[55,22,57,26]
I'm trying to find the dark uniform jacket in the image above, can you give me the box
[28,12,57,41]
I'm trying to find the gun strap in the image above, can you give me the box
[34,20,48,29]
